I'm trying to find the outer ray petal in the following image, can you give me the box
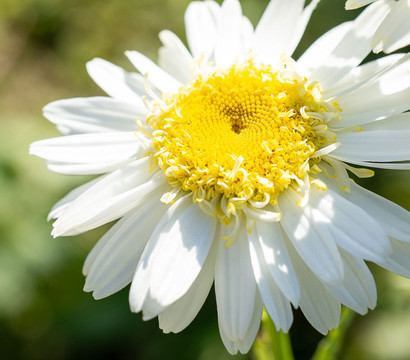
[278,188,345,285]
[51,158,168,236]
[149,203,217,307]
[158,229,218,333]
[287,242,341,334]
[184,0,221,61]
[215,222,256,344]
[255,220,300,306]
[324,249,377,314]
[129,195,192,316]
[308,1,391,88]
[158,30,194,84]
[86,58,146,103]
[84,194,168,299]
[249,228,293,332]
[125,50,182,93]
[324,178,410,243]
[253,0,305,66]
[42,97,143,135]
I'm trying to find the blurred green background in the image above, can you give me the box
[0,0,409,359]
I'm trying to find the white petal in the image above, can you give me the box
[324,54,405,99]
[214,0,245,68]
[278,188,344,285]
[255,220,300,306]
[249,229,293,332]
[149,203,217,307]
[371,0,410,53]
[86,58,145,103]
[84,195,168,299]
[361,112,410,131]
[324,249,376,314]
[158,30,194,84]
[125,51,181,93]
[42,97,143,135]
[345,0,375,10]
[218,290,263,355]
[30,132,141,165]
[52,158,168,236]
[287,243,341,334]
[324,178,410,244]
[215,221,256,343]
[253,0,304,66]
[333,130,410,162]
[298,21,353,76]
[334,53,410,127]
[48,177,101,221]
[184,0,221,60]
[237,293,263,354]
[307,184,392,262]
[129,195,192,315]
[158,230,218,333]
[379,237,410,278]
[308,1,391,88]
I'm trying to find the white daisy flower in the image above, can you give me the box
[31,0,410,355]
[345,0,410,53]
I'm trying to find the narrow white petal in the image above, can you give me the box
[324,54,405,99]
[379,237,410,278]
[215,221,256,342]
[214,0,245,68]
[324,178,410,244]
[84,195,168,299]
[334,53,410,127]
[184,0,221,60]
[52,158,168,236]
[236,293,263,354]
[278,188,344,285]
[287,243,341,334]
[345,0,375,10]
[129,195,192,314]
[253,0,305,66]
[42,97,143,135]
[361,113,410,131]
[149,204,217,307]
[30,132,141,164]
[307,185,392,262]
[86,58,146,103]
[125,51,181,93]
[324,249,377,314]
[255,220,300,306]
[218,290,263,355]
[48,177,101,221]
[298,22,353,76]
[44,159,135,175]
[371,0,410,53]
[334,130,410,162]
[308,1,391,88]
[158,30,194,83]
[158,230,218,333]
[249,229,293,332]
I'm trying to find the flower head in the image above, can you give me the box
[345,0,410,53]
[31,0,410,354]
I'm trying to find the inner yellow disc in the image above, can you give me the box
[150,61,336,204]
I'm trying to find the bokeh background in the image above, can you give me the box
[0,0,409,359]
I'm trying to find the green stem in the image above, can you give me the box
[311,307,355,360]
[253,310,295,360]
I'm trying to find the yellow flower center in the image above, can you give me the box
[149,61,339,209]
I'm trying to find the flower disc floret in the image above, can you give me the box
[149,61,339,206]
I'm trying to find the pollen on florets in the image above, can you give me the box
[147,60,340,218]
